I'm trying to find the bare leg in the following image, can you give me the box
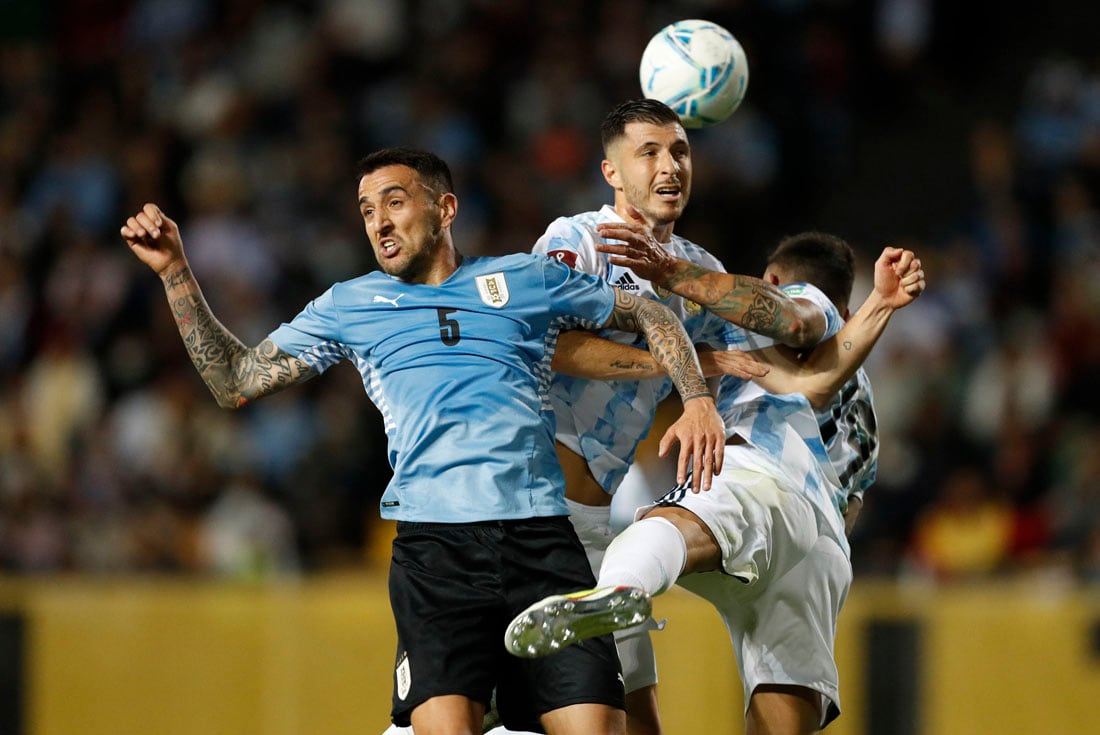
[542,702,625,735]
[746,685,822,735]
[409,694,485,735]
[641,505,722,575]
[624,685,662,735]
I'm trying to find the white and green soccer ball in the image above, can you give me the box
[639,19,749,129]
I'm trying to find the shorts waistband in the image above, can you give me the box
[396,516,570,533]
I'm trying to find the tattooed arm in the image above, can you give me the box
[570,246,925,411]
[594,221,825,349]
[662,263,824,349]
[752,246,925,408]
[603,288,712,401]
[601,288,726,492]
[551,329,769,381]
[122,203,317,409]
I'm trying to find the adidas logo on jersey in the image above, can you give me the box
[613,272,641,292]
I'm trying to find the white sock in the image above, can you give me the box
[565,498,614,576]
[597,516,686,596]
[615,623,659,692]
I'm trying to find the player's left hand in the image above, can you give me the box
[594,218,678,283]
[659,395,725,492]
[697,346,770,379]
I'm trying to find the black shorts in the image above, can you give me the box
[388,516,625,730]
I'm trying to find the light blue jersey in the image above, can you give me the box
[717,282,853,544]
[533,205,730,494]
[268,253,617,523]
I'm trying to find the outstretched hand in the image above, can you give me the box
[697,347,770,379]
[659,396,726,492]
[594,207,678,283]
[874,246,926,309]
[120,203,186,276]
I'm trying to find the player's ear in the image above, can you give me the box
[601,159,620,188]
[763,269,781,286]
[439,192,458,228]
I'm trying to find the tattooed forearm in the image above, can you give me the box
[738,277,786,335]
[609,290,709,401]
[162,265,193,289]
[550,328,665,380]
[609,359,658,374]
[607,288,641,333]
[164,272,315,408]
[661,263,814,347]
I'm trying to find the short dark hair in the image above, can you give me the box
[600,99,682,154]
[767,232,856,311]
[355,147,455,196]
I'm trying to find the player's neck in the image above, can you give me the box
[650,221,674,243]
[406,238,463,286]
[423,251,463,286]
[612,204,675,243]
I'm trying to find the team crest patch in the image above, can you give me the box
[655,284,672,299]
[396,652,411,700]
[476,272,510,308]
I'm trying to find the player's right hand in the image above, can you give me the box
[121,203,186,276]
[594,206,679,283]
[659,395,725,493]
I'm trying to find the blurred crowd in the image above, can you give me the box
[0,0,1097,582]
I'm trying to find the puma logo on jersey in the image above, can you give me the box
[373,294,405,307]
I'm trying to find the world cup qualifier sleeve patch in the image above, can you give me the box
[547,249,578,268]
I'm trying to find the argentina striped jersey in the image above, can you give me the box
[533,205,731,494]
[717,282,853,544]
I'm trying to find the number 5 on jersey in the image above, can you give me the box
[437,308,461,346]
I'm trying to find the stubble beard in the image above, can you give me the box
[381,221,445,283]
[626,185,685,230]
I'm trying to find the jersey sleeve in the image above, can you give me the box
[532,217,604,277]
[783,282,845,340]
[267,286,351,373]
[540,256,616,329]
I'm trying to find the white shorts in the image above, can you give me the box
[639,462,852,727]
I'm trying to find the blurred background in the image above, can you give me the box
[1,1,1098,734]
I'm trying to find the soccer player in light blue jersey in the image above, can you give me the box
[508,231,925,734]
[120,147,728,735]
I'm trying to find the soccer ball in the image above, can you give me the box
[639,19,749,129]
